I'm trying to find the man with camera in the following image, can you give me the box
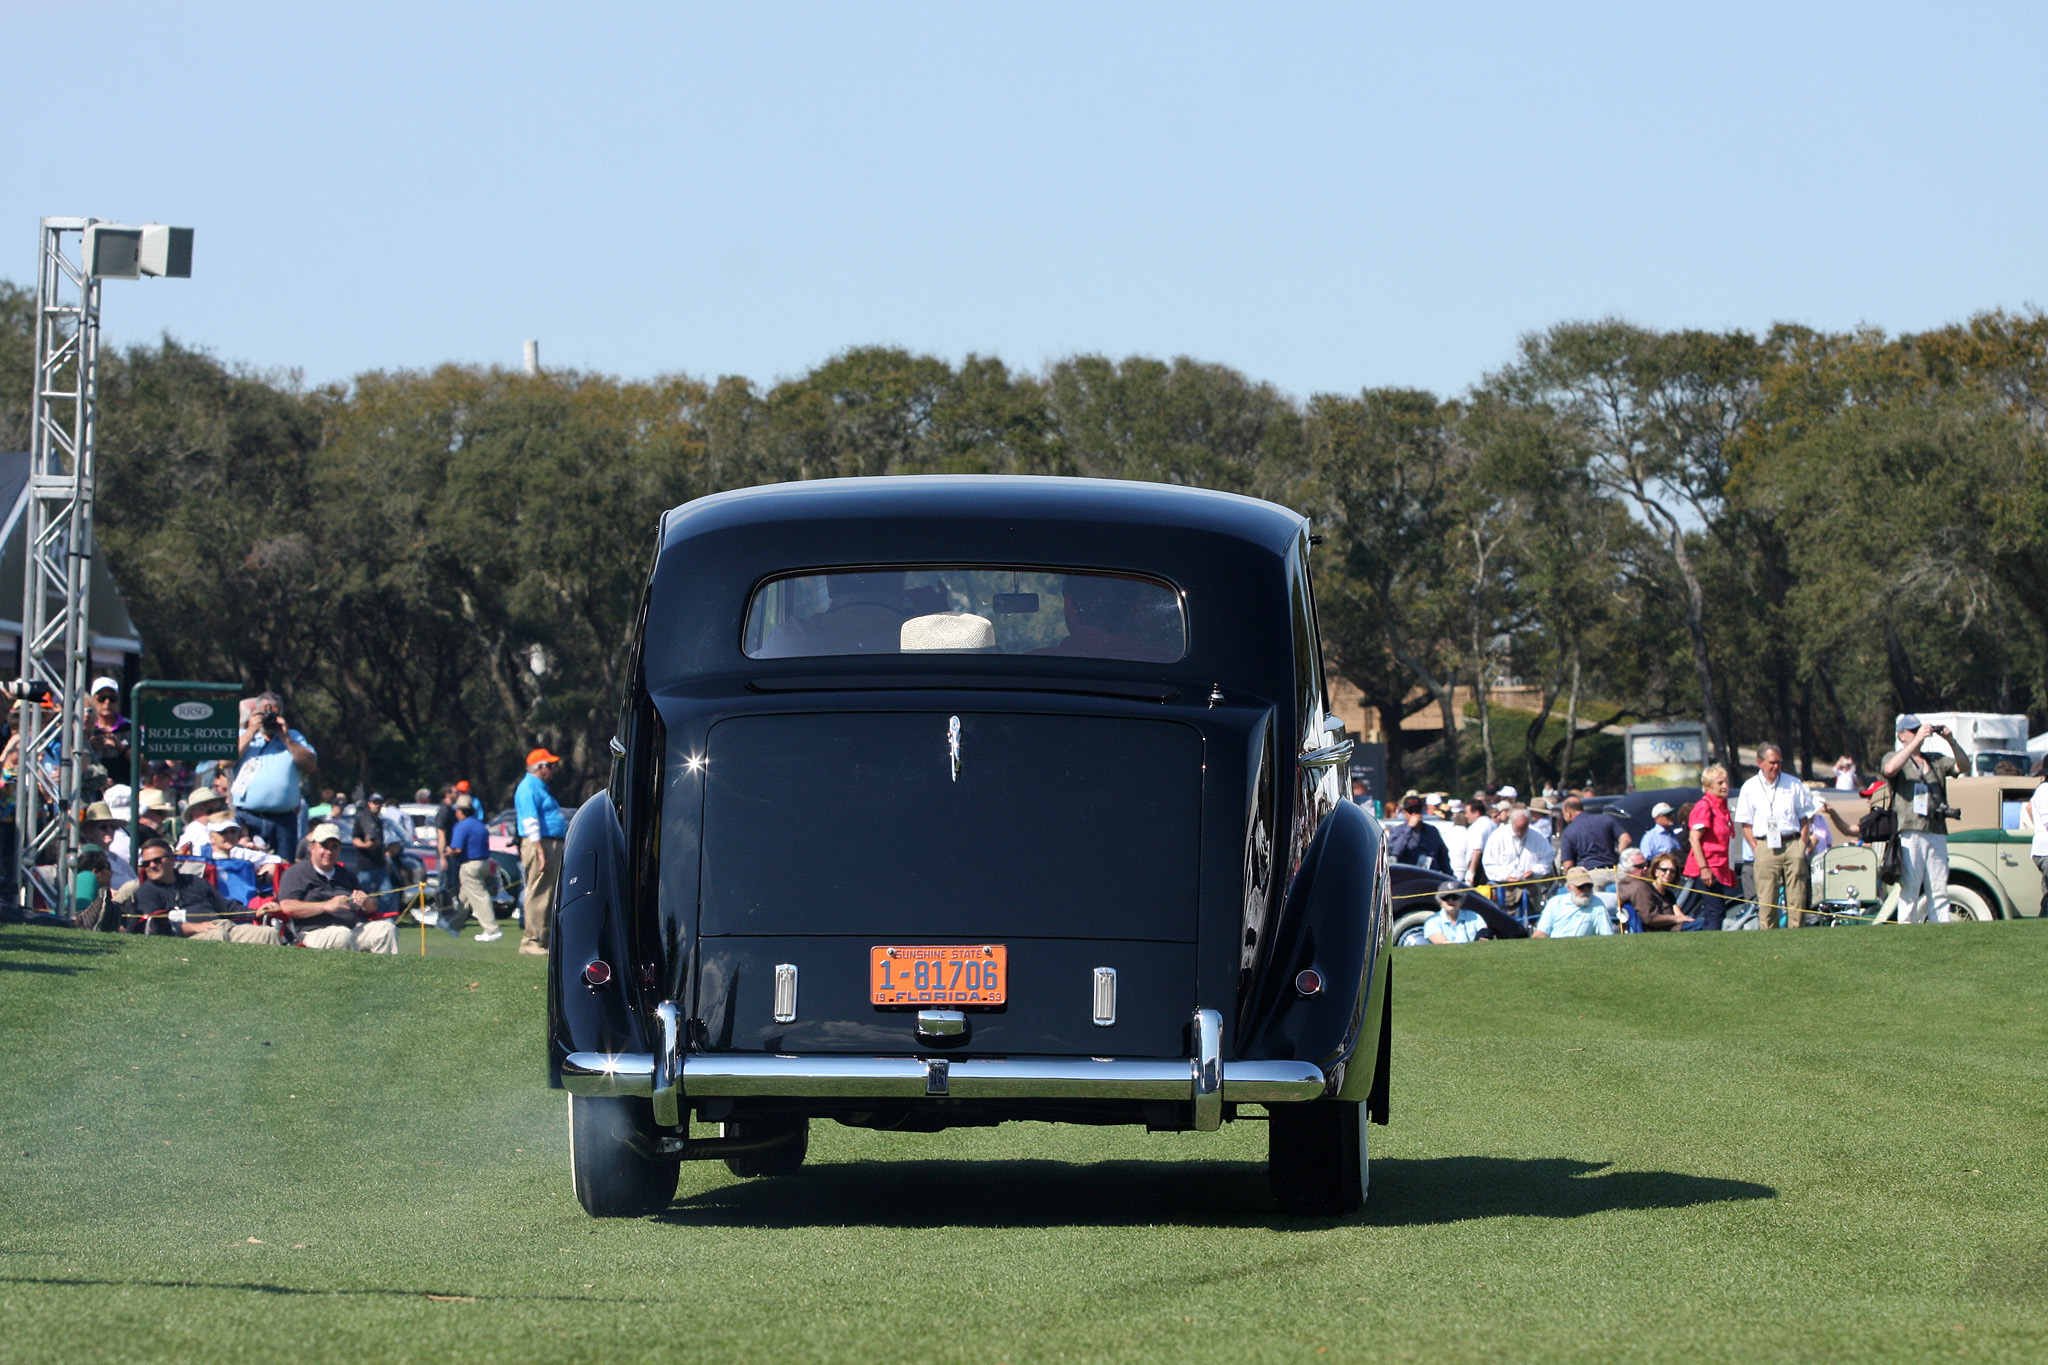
[230,691,316,859]
[1880,714,1961,923]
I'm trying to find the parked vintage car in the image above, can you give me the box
[1817,774,2045,922]
[550,476,1393,1217]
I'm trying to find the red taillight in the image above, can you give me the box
[582,960,612,987]
[1294,969,1323,997]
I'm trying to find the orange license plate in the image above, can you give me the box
[870,944,1008,1006]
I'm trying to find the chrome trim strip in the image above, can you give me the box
[916,1009,967,1039]
[1219,1059,1327,1103]
[651,1003,683,1126]
[1092,967,1117,1026]
[561,1051,655,1098]
[1297,739,1356,770]
[772,964,798,1024]
[563,1048,1330,1106]
[1191,1009,1223,1130]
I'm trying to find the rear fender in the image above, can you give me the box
[1238,801,1389,1077]
[548,796,645,1085]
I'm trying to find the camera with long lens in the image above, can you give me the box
[259,707,283,735]
[1928,726,1963,820]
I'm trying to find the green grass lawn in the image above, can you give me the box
[4,921,2047,1364]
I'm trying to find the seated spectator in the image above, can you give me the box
[1618,851,1692,931]
[135,785,173,842]
[176,789,230,856]
[1422,880,1494,944]
[1533,867,1617,939]
[132,838,280,944]
[1482,807,1555,918]
[273,822,398,953]
[1386,796,1454,874]
[79,801,137,892]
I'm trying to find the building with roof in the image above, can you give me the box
[0,450,144,691]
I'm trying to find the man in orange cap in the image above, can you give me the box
[514,747,568,956]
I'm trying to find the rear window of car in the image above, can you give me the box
[743,567,1186,663]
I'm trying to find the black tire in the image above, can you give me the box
[723,1116,810,1178]
[1268,1099,1368,1216]
[568,1094,680,1217]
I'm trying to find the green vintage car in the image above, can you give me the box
[1817,775,2044,921]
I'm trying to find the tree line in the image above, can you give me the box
[3,280,2045,801]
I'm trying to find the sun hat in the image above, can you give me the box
[1563,867,1594,888]
[80,801,122,826]
[138,787,173,814]
[183,789,226,815]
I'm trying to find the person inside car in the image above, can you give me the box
[1034,573,1181,662]
[1532,867,1616,939]
[1422,881,1494,944]
[757,572,907,657]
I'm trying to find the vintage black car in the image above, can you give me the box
[550,476,1392,1217]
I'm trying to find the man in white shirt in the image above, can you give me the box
[1732,743,1816,928]
[1461,803,1497,883]
[1482,807,1554,920]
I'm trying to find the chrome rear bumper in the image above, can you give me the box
[561,1005,1328,1113]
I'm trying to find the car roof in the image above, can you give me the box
[644,476,1312,697]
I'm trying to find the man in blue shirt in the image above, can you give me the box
[1385,796,1453,874]
[514,747,569,957]
[1533,868,1617,938]
[443,796,500,941]
[229,691,316,860]
[1555,797,1626,873]
[1640,802,1684,863]
[1421,881,1494,944]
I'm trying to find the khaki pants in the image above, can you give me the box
[459,859,498,934]
[521,837,562,950]
[299,920,399,953]
[1896,831,1951,923]
[191,921,282,946]
[1753,842,1810,928]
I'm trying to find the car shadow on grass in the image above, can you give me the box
[658,1155,1773,1229]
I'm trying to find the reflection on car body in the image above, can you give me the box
[548,476,1393,1217]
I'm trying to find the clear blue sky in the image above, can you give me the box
[4,1,2043,400]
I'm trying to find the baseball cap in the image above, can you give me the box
[1497,785,1518,800]
[1401,796,1426,814]
[309,822,343,845]
[1446,799,1464,814]
[89,675,120,697]
[367,791,385,803]
[455,780,471,793]
[1895,713,1922,733]
[1563,867,1594,888]
[1650,802,1675,817]
[527,747,563,766]
[1861,779,1886,798]
[206,815,244,835]
[1435,879,1469,901]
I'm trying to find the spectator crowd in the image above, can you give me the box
[1382,713,2025,942]
[0,682,571,962]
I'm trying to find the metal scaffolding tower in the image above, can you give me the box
[14,217,190,914]
[15,219,105,914]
